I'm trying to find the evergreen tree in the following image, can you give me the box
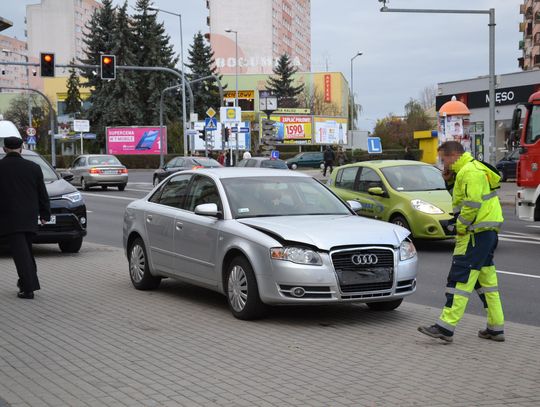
[186,32,225,116]
[79,0,117,144]
[132,0,180,125]
[266,54,304,107]
[64,61,82,115]
[105,1,142,126]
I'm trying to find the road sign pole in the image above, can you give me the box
[80,132,83,154]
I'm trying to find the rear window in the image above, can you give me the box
[261,159,288,169]
[192,158,222,168]
[87,155,121,166]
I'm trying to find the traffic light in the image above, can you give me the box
[40,53,55,77]
[100,54,116,80]
[199,129,206,141]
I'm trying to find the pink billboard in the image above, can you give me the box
[106,127,167,155]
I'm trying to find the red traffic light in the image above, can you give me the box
[100,54,116,80]
[40,52,55,77]
[102,56,112,65]
[43,54,52,63]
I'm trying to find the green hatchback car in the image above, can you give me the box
[328,160,454,239]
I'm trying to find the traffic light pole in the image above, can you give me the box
[0,85,57,166]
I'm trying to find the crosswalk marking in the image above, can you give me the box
[497,270,540,280]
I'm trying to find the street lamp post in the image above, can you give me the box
[148,7,188,157]
[2,49,32,132]
[350,52,362,131]
[379,1,496,164]
[225,29,239,164]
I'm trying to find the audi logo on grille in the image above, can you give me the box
[351,254,379,265]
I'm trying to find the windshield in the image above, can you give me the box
[381,165,446,192]
[192,158,222,167]
[0,152,59,182]
[222,176,351,219]
[261,159,288,169]
[526,105,540,145]
[87,155,121,166]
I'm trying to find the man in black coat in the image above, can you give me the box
[323,145,335,177]
[0,137,50,299]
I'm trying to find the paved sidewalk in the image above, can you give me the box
[0,243,538,407]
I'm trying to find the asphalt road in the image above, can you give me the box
[81,170,540,327]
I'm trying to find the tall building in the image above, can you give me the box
[206,0,311,75]
[0,35,35,91]
[26,0,101,71]
[519,0,540,70]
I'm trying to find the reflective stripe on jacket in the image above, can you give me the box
[451,152,504,235]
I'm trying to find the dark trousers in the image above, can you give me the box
[8,232,40,292]
[323,161,333,176]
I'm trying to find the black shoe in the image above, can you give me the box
[478,329,505,342]
[418,324,453,343]
[17,291,34,299]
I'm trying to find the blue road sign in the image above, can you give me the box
[367,137,382,154]
[204,117,218,130]
[231,127,250,133]
[26,135,36,145]
[270,150,280,159]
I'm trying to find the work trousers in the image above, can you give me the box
[436,230,504,336]
[8,232,41,292]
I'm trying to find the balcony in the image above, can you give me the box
[520,22,526,32]
[526,6,533,17]
[520,40,525,50]
[519,57,525,69]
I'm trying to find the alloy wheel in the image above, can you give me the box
[130,244,145,283]
[228,265,248,312]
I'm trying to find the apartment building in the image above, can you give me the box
[519,0,540,70]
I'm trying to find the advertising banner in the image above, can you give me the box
[324,74,332,102]
[106,127,167,155]
[270,115,312,144]
[438,116,471,152]
[314,117,348,144]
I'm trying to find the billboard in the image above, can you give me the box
[269,115,312,144]
[314,117,348,144]
[106,127,167,155]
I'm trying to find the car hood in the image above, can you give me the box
[397,190,452,212]
[45,178,78,198]
[238,215,409,250]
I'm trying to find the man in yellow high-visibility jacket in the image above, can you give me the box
[418,141,505,343]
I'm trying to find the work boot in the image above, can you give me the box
[418,324,453,343]
[478,328,505,342]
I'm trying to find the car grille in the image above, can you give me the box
[331,248,394,293]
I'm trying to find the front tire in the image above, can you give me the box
[129,238,161,290]
[391,214,411,232]
[58,237,83,253]
[499,169,507,182]
[367,299,403,311]
[290,163,298,170]
[226,256,266,320]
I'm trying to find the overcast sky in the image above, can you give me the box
[1,0,522,130]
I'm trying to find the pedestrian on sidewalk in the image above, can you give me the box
[323,145,335,177]
[418,141,505,343]
[0,137,51,299]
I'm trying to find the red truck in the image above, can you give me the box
[513,91,540,221]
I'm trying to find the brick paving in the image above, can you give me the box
[0,242,539,407]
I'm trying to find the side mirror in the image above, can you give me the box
[511,107,522,132]
[368,186,385,196]
[194,203,221,218]
[60,171,74,182]
[347,200,362,212]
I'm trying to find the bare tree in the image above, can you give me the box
[298,85,342,116]
[419,85,437,110]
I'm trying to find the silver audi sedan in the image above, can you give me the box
[123,168,418,320]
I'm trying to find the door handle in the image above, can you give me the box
[146,215,153,222]
[175,222,183,230]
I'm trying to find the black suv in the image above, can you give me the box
[496,149,519,182]
[0,149,87,252]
